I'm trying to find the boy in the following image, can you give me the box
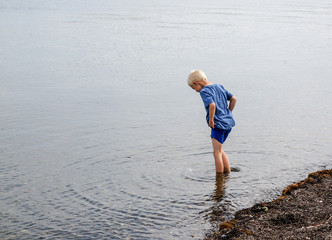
[187,70,237,174]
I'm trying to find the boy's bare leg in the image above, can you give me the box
[212,138,224,173]
[222,150,231,173]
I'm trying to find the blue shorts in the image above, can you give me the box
[211,128,232,144]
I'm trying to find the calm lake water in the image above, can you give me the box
[1,0,331,239]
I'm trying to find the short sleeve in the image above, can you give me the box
[200,89,214,107]
[225,90,233,100]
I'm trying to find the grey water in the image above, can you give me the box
[1,0,331,239]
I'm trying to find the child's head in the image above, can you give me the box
[187,70,207,87]
[187,70,207,92]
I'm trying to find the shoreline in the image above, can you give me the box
[204,169,332,240]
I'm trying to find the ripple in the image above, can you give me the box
[183,168,214,183]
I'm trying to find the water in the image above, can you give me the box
[1,0,331,239]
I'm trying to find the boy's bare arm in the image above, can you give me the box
[229,96,237,112]
[209,102,216,128]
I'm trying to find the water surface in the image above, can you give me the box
[1,0,332,239]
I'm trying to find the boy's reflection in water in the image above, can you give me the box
[212,173,227,202]
[207,173,229,223]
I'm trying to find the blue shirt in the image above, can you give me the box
[200,83,235,130]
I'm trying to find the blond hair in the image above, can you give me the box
[187,70,207,86]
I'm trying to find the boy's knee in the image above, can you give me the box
[213,149,222,156]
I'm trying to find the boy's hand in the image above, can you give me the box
[209,119,215,129]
